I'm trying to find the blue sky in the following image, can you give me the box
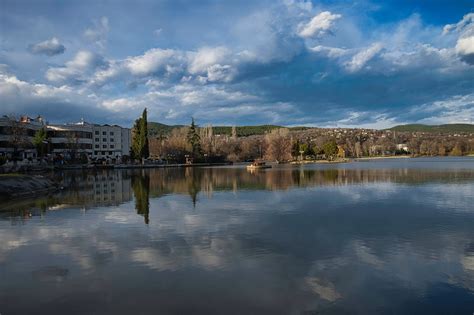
[0,0,473,128]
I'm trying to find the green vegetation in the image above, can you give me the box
[323,141,338,160]
[148,122,183,136]
[131,173,150,224]
[187,118,202,158]
[131,109,150,160]
[32,127,47,157]
[389,124,474,133]
[148,121,309,137]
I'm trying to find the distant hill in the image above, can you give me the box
[148,122,184,136]
[389,124,474,133]
[148,122,310,137]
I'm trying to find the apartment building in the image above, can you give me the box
[0,116,131,161]
[47,120,93,157]
[92,124,131,159]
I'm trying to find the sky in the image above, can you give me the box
[0,0,473,128]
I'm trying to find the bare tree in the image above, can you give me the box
[264,128,293,162]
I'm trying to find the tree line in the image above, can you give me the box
[142,117,474,164]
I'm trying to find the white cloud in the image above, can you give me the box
[443,13,474,35]
[28,37,65,56]
[46,50,105,83]
[125,48,185,76]
[443,13,474,65]
[83,16,109,50]
[455,36,474,64]
[345,42,383,72]
[206,64,237,82]
[188,46,231,74]
[0,69,102,120]
[409,93,474,125]
[298,11,342,38]
[309,45,348,58]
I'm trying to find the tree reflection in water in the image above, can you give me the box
[2,162,474,222]
[132,170,150,224]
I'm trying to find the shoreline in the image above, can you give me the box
[0,174,58,200]
[353,155,412,161]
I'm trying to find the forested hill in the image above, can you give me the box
[389,124,474,133]
[148,122,474,137]
[148,122,309,137]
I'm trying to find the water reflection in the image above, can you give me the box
[1,159,474,314]
[2,165,474,217]
[132,170,150,224]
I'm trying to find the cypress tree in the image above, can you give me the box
[131,108,150,160]
[187,118,202,158]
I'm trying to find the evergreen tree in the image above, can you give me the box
[187,118,202,158]
[141,108,149,158]
[131,108,150,160]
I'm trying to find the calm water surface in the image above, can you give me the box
[1,157,474,314]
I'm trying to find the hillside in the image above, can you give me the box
[389,124,474,133]
[148,122,308,137]
[148,122,184,136]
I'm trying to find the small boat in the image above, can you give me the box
[246,161,271,170]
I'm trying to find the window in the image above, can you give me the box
[95,138,99,142]
[102,131,106,135]
[95,131,99,135]
[95,144,99,148]
[110,138,114,142]
[103,144,107,148]
[110,131,114,135]
[103,138,107,142]
[110,145,114,149]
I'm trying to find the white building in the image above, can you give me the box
[92,124,131,159]
[0,116,131,161]
[396,144,409,153]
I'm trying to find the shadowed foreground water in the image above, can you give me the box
[1,157,474,314]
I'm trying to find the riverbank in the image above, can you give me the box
[290,158,349,165]
[0,162,233,173]
[354,155,412,161]
[0,174,58,200]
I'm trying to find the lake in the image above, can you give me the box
[1,157,474,314]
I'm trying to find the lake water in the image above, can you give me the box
[1,157,474,314]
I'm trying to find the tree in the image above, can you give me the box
[33,127,47,157]
[264,128,293,162]
[323,141,338,160]
[450,143,463,156]
[187,118,202,159]
[131,108,150,161]
[132,171,150,224]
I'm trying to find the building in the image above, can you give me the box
[47,120,93,158]
[92,124,131,159]
[0,115,44,159]
[0,116,131,162]
[396,143,409,153]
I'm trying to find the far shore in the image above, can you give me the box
[353,155,412,161]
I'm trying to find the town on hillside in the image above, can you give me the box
[1,109,473,170]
